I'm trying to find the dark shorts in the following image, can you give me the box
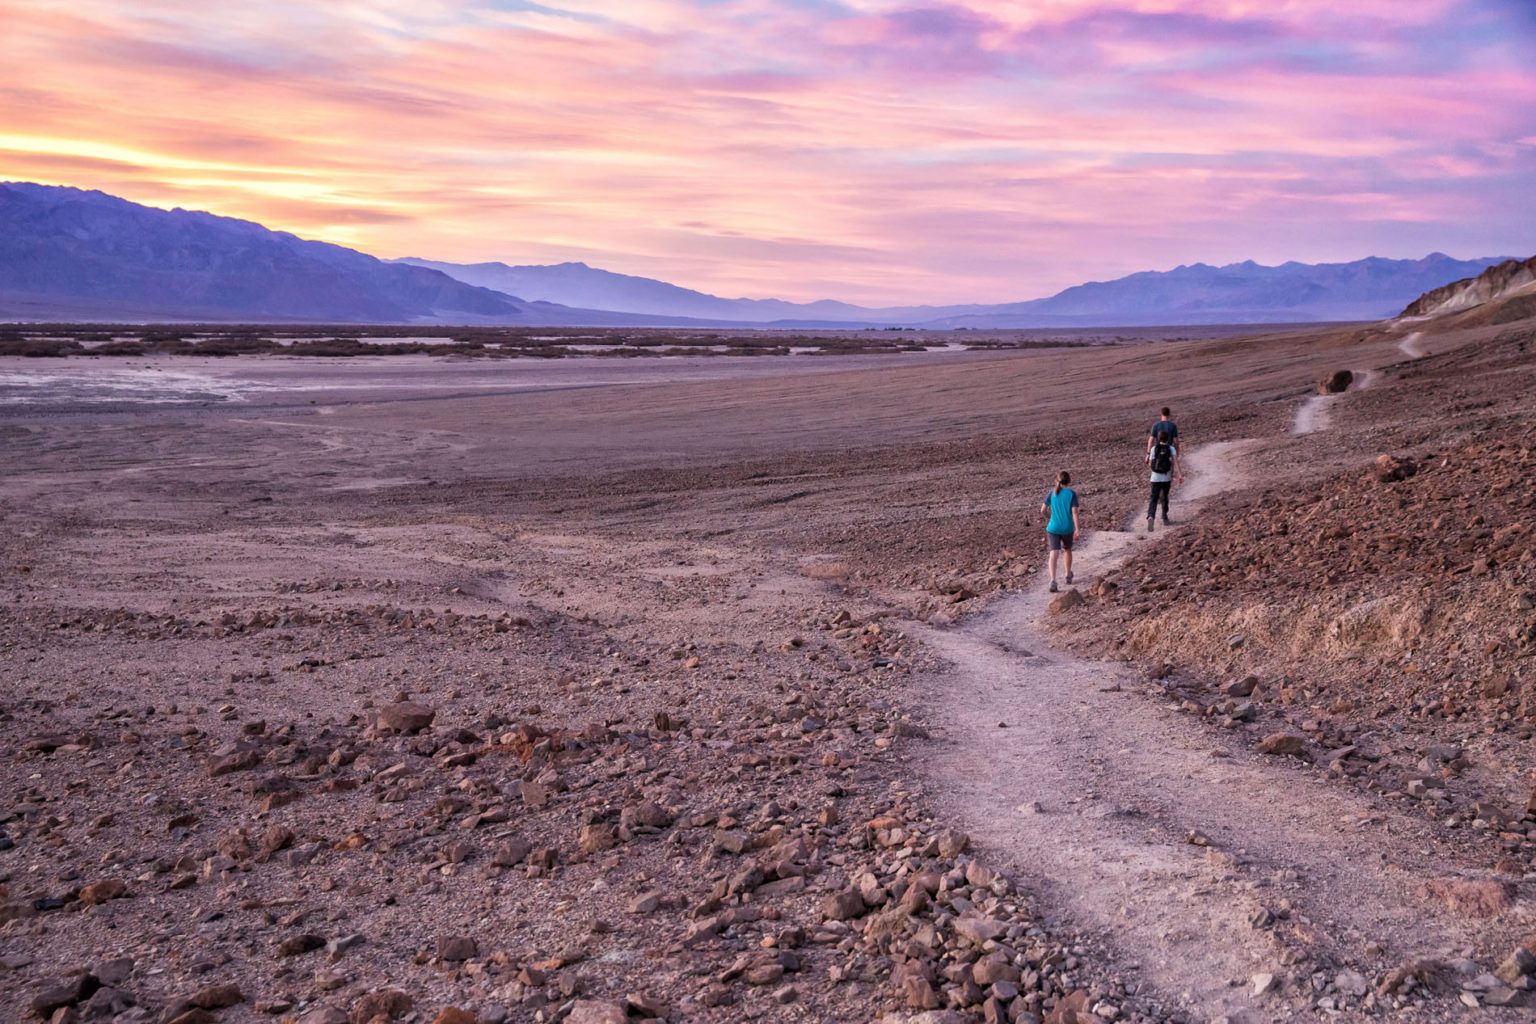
[1046,531,1074,551]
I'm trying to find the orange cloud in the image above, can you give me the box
[0,0,1531,303]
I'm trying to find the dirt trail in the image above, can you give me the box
[1291,369,1379,436]
[1399,331,1426,359]
[913,441,1520,1023]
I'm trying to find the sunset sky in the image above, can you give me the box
[2,0,1533,304]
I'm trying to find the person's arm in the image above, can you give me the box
[1071,495,1081,538]
[1174,449,1186,484]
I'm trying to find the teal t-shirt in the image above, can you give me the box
[1046,487,1078,535]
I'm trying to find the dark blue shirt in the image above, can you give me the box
[1149,419,1178,443]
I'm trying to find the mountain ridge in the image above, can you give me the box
[404,252,1515,327]
[0,181,1515,327]
[1400,255,1536,319]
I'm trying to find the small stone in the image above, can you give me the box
[936,829,970,858]
[191,983,244,1009]
[565,1000,627,1024]
[347,989,412,1023]
[326,933,365,957]
[578,824,617,854]
[1256,733,1306,756]
[820,889,867,921]
[78,879,127,906]
[31,975,100,1017]
[429,1010,477,1024]
[491,838,532,867]
[627,891,662,914]
[1495,947,1536,985]
[436,936,478,962]
[1423,877,1517,918]
[377,701,435,733]
[277,934,326,957]
[1048,589,1086,614]
[624,992,668,1018]
[744,962,785,985]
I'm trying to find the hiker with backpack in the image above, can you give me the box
[1146,429,1184,531]
[1040,470,1080,593]
[1147,407,1178,451]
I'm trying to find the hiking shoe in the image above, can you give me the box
[1162,515,1172,525]
[1048,581,1058,593]
[1146,517,1155,532]
[1065,571,1073,584]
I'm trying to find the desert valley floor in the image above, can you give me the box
[2,320,1535,1024]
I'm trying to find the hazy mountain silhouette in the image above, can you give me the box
[0,182,528,322]
[406,253,1516,326]
[0,182,1513,327]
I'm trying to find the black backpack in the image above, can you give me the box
[1151,442,1173,474]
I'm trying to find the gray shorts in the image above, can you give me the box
[1046,531,1074,551]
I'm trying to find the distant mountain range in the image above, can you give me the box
[402,253,1516,327]
[0,182,1516,327]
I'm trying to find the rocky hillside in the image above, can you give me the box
[1400,255,1536,319]
[1062,322,1536,868]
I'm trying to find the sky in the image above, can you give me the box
[1,0,1533,305]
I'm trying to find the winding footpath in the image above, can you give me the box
[912,424,1520,1022]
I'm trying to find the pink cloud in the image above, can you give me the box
[0,0,1530,303]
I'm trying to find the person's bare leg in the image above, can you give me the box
[1047,547,1059,584]
[1064,547,1074,583]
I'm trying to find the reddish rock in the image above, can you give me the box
[78,879,127,906]
[566,1001,627,1024]
[1423,877,1517,918]
[190,983,244,1009]
[348,989,413,1023]
[1048,589,1086,614]
[1372,454,1418,483]
[1256,733,1306,756]
[578,823,617,853]
[820,889,868,921]
[377,701,435,733]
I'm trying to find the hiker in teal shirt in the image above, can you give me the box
[1040,471,1080,593]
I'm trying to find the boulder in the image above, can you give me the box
[1317,369,1354,394]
